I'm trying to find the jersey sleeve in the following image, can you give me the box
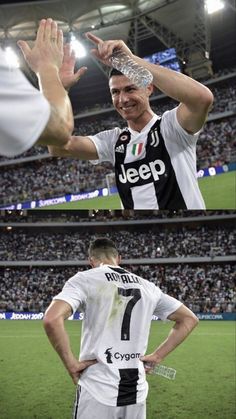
[53,274,87,314]
[88,128,120,165]
[153,292,182,320]
[0,49,50,157]
[161,107,200,150]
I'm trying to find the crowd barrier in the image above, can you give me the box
[0,186,118,210]
[0,312,235,321]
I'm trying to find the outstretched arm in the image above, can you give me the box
[43,300,97,384]
[86,32,214,134]
[48,134,99,159]
[141,304,198,372]
[18,18,74,146]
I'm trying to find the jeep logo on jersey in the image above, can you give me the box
[105,348,140,363]
[118,159,166,184]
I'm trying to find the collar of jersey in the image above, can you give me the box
[99,263,120,268]
[128,113,160,136]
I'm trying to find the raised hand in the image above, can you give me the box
[59,43,87,91]
[17,18,63,74]
[85,32,133,66]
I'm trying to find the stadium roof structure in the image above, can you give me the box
[0,0,236,108]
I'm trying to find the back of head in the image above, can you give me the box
[88,237,119,262]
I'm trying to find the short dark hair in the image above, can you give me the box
[88,237,118,260]
[109,68,124,79]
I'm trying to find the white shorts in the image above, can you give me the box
[73,385,146,419]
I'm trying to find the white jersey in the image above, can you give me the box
[89,109,205,210]
[54,265,182,407]
[0,48,50,157]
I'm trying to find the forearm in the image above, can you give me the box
[37,105,71,146]
[44,317,77,371]
[37,65,74,141]
[133,55,213,110]
[153,316,198,361]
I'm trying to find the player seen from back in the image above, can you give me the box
[43,237,198,419]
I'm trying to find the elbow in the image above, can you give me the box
[200,87,214,112]
[189,313,199,331]
[180,313,199,334]
[43,313,59,333]
[43,314,53,332]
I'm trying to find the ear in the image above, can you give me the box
[117,255,122,265]
[146,83,154,97]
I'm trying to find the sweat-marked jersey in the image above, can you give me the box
[53,265,181,407]
[89,109,205,209]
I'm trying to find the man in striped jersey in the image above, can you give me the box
[49,34,214,209]
[43,238,198,419]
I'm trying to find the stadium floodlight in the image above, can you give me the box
[5,46,20,68]
[70,34,87,58]
[205,0,225,14]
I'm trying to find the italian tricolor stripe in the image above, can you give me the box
[132,143,143,156]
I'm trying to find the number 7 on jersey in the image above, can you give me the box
[118,288,141,341]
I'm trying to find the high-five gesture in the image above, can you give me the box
[18,18,63,74]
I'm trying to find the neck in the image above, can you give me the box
[93,257,119,268]
[127,109,155,132]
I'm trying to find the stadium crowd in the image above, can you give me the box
[0,264,234,314]
[0,225,235,260]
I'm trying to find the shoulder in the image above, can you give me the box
[161,107,200,146]
[90,127,123,141]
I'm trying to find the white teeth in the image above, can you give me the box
[122,106,134,110]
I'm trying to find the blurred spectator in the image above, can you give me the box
[0,224,235,260]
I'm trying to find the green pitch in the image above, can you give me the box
[0,320,235,419]
[41,171,236,210]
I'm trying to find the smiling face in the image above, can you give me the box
[109,74,154,131]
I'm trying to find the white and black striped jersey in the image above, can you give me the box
[53,264,182,407]
[89,108,205,209]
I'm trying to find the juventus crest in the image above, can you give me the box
[150,128,160,147]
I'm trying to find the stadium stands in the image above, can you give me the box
[0,224,235,260]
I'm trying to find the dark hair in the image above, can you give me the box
[88,237,118,260]
[109,68,124,79]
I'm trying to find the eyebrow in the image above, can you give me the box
[110,84,137,92]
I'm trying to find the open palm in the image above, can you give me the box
[59,44,87,91]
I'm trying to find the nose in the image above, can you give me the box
[118,90,129,105]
